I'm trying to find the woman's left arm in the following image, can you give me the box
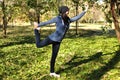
[70,4,89,22]
[70,11,86,22]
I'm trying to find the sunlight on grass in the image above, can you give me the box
[0,25,120,80]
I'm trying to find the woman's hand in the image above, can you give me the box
[84,4,89,12]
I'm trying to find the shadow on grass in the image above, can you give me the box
[0,26,116,48]
[41,28,116,39]
[0,25,35,48]
[66,29,116,38]
[56,52,103,74]
[0,35,35,48]
[56,49,120,79]
[86,49,120,80]
[0,50,5,58]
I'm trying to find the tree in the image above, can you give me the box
[71,0,79,35]
[0,0,18,37]
[118,1,120,15]
[1,0,7,37]
[27,0,57,24]
[71,0,98,35]
[110,0,120,44]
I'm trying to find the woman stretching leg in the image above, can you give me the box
[34,5,89,77]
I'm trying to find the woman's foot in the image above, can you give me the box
[34,22,40,30]
[50,73,60,78]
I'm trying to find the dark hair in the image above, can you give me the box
[58,6,69,14]
[58,6,70,25]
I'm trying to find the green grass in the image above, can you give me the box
[0,25,120,80]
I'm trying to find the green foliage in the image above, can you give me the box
[27,0,57,14]
[72,0,79,3]
[101,22,112,34]
[0,24,120,80]
[27,0,37,8]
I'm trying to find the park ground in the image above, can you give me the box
[0,23,120,80]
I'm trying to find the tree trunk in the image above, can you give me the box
[110,0,120,43]
[75,3,78,35]
[2,0,7,38]
[3,14,7,38]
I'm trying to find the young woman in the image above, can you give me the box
[34,5,88,77]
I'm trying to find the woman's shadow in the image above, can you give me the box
[56,49,120,80]
[56,51,103,74]
[86,49,120,80]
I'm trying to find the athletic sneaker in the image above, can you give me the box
[50,73,60,77]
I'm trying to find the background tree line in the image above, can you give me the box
[0,0,120,44]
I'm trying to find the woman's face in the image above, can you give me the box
[65,11,69,16]
[62,11,69,18]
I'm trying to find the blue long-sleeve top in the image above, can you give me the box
[38,11,86,42]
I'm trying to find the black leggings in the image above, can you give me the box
[34,29,61,73]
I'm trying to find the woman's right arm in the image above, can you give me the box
[38,17,57,27]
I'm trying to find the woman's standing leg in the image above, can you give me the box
[50,42,61,75]
[34,29,61,77]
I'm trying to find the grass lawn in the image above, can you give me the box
[0,24,120,80]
